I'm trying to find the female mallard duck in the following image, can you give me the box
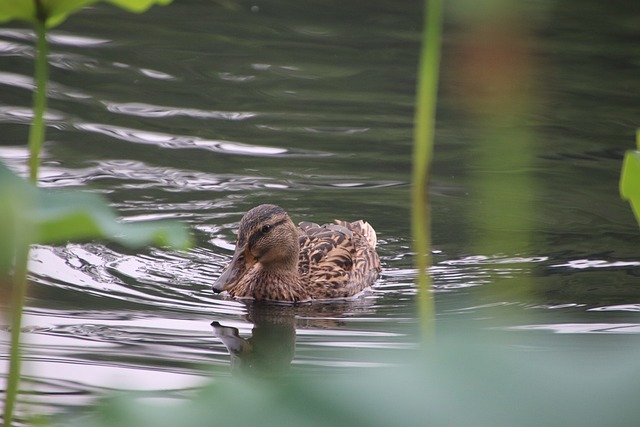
[212,204,380,302]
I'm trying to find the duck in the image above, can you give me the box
[212,204,380,302]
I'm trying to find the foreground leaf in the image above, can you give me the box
[620,150,640,225]
[620,130,640,227]
[33,190,191,248]
[0,161,191,272]
[62,328,640,427]
[0,0,172,28]
[1,160,190,427]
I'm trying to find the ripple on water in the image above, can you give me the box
[28,244,240,316]
[74,122,327,157]
[35,159,403,194]
[46,32,112,47]
[0,39,31,56]
[440,255,550,266]
[0,103,67,124]
[589,304,640,312]
[35,160,267,192]
[105,101,257,120]
[256,124,370,135]
[0,70,94,104]
[508,323,640,334]
[550,258,640,270]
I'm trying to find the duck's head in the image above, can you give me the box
[213,204,300,294]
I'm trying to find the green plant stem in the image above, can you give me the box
[5,3,49,424]
[4,243,30,427]
[412,0,442,340]
[28,16,48,184]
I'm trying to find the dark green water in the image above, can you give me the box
[1,0,639,418]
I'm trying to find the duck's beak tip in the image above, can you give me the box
[213,245,249,294]
[212,268,233,293]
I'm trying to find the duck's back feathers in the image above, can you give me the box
[334,219,377,248]
[298,220,380,299]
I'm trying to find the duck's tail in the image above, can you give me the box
[334,219,377,248]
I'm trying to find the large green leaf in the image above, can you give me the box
[34,190,191,247]
[620,132,640,226]
[0,0,172,28]
[63,328,640,427]
[0,161,191,274]
[620,150,640,223]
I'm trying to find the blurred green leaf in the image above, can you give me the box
[0,0,172,28]
[62,329,640,427]
[33,190,191,248]
[620,150,640,225]
[0,161,191,274]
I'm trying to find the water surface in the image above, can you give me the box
[0,0,639,418]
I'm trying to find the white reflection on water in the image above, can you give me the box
[28,245,232,314]
[441,255,549,266]
[551,259,640,269]
[35,159,279,192]
[0,103,67,123]
[26,359,207,391]
[0,71,93,102]
[588,304,640,312]
[0,312,220,412]
[74,122,292,156]
[139,68,175,80]
[509,323,640,334]
[47,33,111,47]
[0,39,30,55]
[106,101,257,120]
[0,29,108,48]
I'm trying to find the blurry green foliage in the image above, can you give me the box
[620,131,640,225]
[411,0,441,339]
[64,330,640,427]
[0,1,180,425]
[0,162,192,268]
[0,0,172,28]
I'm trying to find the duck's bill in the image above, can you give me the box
[212,245,253,293]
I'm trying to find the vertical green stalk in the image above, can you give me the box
[28,16,48,184]
[5,3,49,424]
[412,0,442,339]
[4,242,30,427]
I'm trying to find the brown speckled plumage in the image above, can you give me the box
[212,204,380,302]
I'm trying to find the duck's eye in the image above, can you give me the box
[261,224,272,233]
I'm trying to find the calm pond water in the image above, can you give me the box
[1,0,639,419]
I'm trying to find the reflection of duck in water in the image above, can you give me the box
[212,298,376,376]
[212,204,380,302]
[212,304,296,376]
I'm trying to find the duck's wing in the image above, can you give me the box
[334,220,381,289]
[334,219,377,248]
[298,221,380,299]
